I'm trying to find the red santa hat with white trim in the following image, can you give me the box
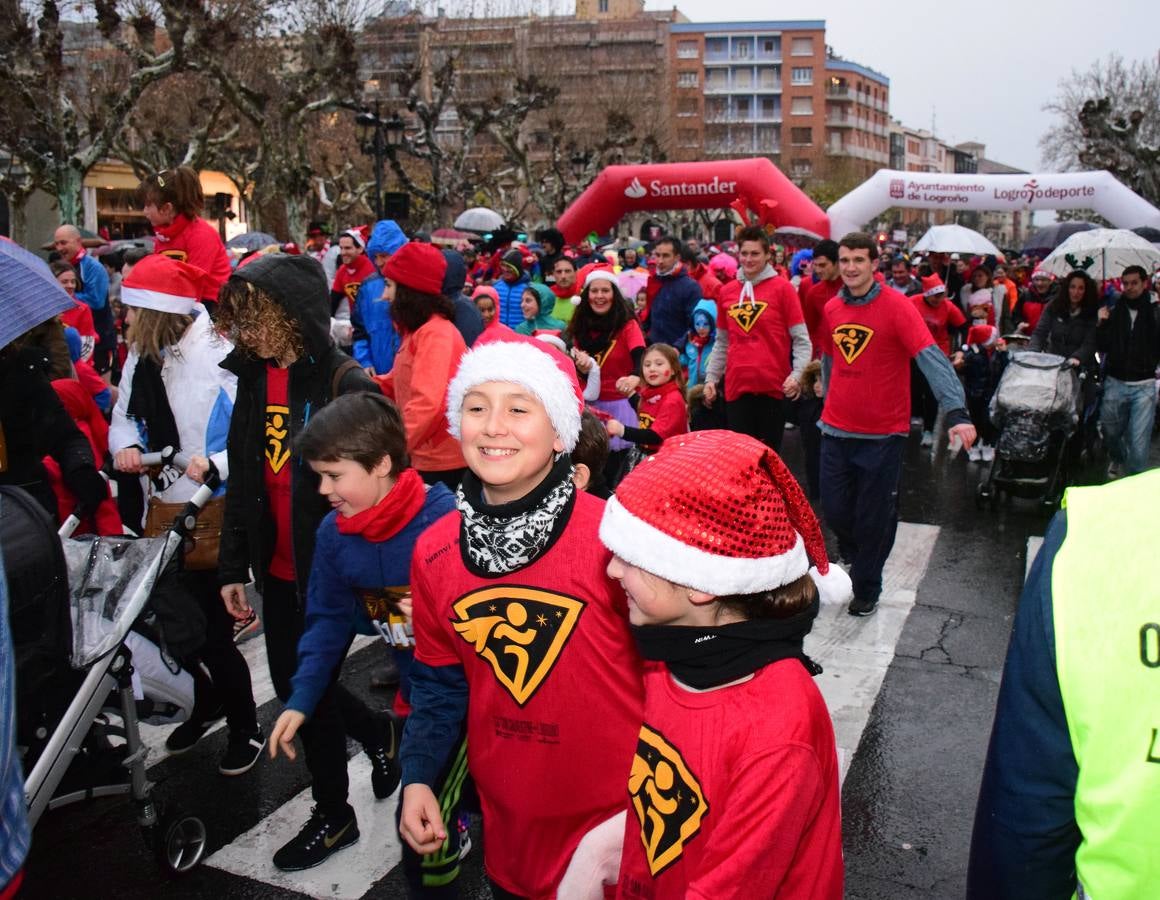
[599,430,853,604]
[120,254,208,315]
[445,335,585,453]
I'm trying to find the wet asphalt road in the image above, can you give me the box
[24,423,1142,899]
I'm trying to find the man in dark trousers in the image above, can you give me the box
[820,232,975,616]
[644,235,701,352]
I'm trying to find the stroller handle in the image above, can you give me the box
[139,446,191,471]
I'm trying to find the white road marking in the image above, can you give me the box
[1026,536,1044,582]
[805,522,940,783]
[204,753,403,897]
[140,635,378,765]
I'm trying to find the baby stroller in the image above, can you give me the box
[9,448,213,875]
[977,351,1078,512]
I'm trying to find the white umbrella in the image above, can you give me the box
[1039,228,1160,281]
[454,207,505,233]
[911,224,1001,256]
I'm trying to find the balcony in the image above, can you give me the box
[825,84,853,101]
[826,143,890,164]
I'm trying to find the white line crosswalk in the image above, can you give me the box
[137,523,940,898]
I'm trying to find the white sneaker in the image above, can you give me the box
[920,430,934,447]
[967,445,983,462]
[981,445,995,462]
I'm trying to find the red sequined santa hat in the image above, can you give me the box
[967,324,998,348]
[600,430,853,603]
[445,336,585,453]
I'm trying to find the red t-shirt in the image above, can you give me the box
[802,278,842,361]
[636,381,688,451]
[331,254,376,305]
[716,275,803,401]
[593,320,646,401]
[617,661,842,900]
[912,295,967,357]
[152,214,232,300]
[412,494,645,899]
[61,300,96,336]
[821,285,934,435]
[264,365,296,581]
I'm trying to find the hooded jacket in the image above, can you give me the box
[441,250,484,347]
[1096,289,1160,382]
[681,298,718,387]
[217,254,377,598]
[515,282,566,335]
[495,270,531,331]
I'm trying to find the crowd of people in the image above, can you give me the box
[2,162,1159,900]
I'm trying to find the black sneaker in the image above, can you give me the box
[848,596,879,617]
[165,705,226,754]
[272,806,359,872]
[367,715,401,800]
[219,730,266,776]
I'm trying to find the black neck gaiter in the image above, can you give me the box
[630,598,822,690]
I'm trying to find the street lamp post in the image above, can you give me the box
[355,103,407,221]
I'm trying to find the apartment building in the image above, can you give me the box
[668,20,889,182]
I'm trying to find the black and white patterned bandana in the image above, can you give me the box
[456,455,576,577]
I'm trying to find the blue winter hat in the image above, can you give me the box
[63,325,82,362]
[367,219,407,257]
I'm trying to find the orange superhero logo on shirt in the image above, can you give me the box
[725,300,768,334]
[159,249,189,263]
[593,340,617,369]
[265,404,291,473]
[343,280,360,303]
[629,724,709,876]
[637,411,655,430]
[832,323,875,364]
[450,586,585,706]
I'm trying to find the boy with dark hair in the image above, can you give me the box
[267,391,456,869]
[399,336,644,898]
[645,236,701,351]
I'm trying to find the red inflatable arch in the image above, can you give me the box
[556,158,829,243]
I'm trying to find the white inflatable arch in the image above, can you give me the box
[827,169,1160,239]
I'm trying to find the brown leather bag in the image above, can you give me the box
[143,494,226,571]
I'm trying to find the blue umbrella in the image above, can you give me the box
[226,231,278,252]
[1020,221,1098,258]
[0,237,76,350]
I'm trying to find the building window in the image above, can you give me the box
[762,38,779,54]
[758,66,779,88]
[791,66,813,85]
[735,97,751,118]
[761,97,779,119]
[677,97,698,117]
[677,71,699,88]
[907,139,920,155]
[791,37,813,56]
[790,96,813,115]
[734,40,751,59]
[598,0,608,11]
[733,68,752,88]
[791,159,813,176]
[790,127,812,145]
[705,70,727,90]
[677,40,698,59]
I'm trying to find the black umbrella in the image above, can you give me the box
[226,231,278,252]
[1020,221,1098,258]
[1131,225,1160,244]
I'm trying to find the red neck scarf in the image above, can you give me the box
[640,379,680,403]
[550,282,577,299]
[152,214,193,243]
[335,468,426,542]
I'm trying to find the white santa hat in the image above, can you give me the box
[599,430,853,604]
[120,254,207,314]
[445,336,585,453]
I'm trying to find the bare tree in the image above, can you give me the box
[1041,53,1160,204]
[0,0,238,228]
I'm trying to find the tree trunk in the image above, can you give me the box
[54,164,84,227]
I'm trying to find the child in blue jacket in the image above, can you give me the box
[267,391,455,871]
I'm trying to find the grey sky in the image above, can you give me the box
[645,0,1156,172]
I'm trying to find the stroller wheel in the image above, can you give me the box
[151,807,208,875]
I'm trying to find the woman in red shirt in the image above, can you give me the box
[564,268,645,487]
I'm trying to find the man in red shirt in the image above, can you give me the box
[821,233,976,616]
[701,225,811,453]
[911,274,967,446]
